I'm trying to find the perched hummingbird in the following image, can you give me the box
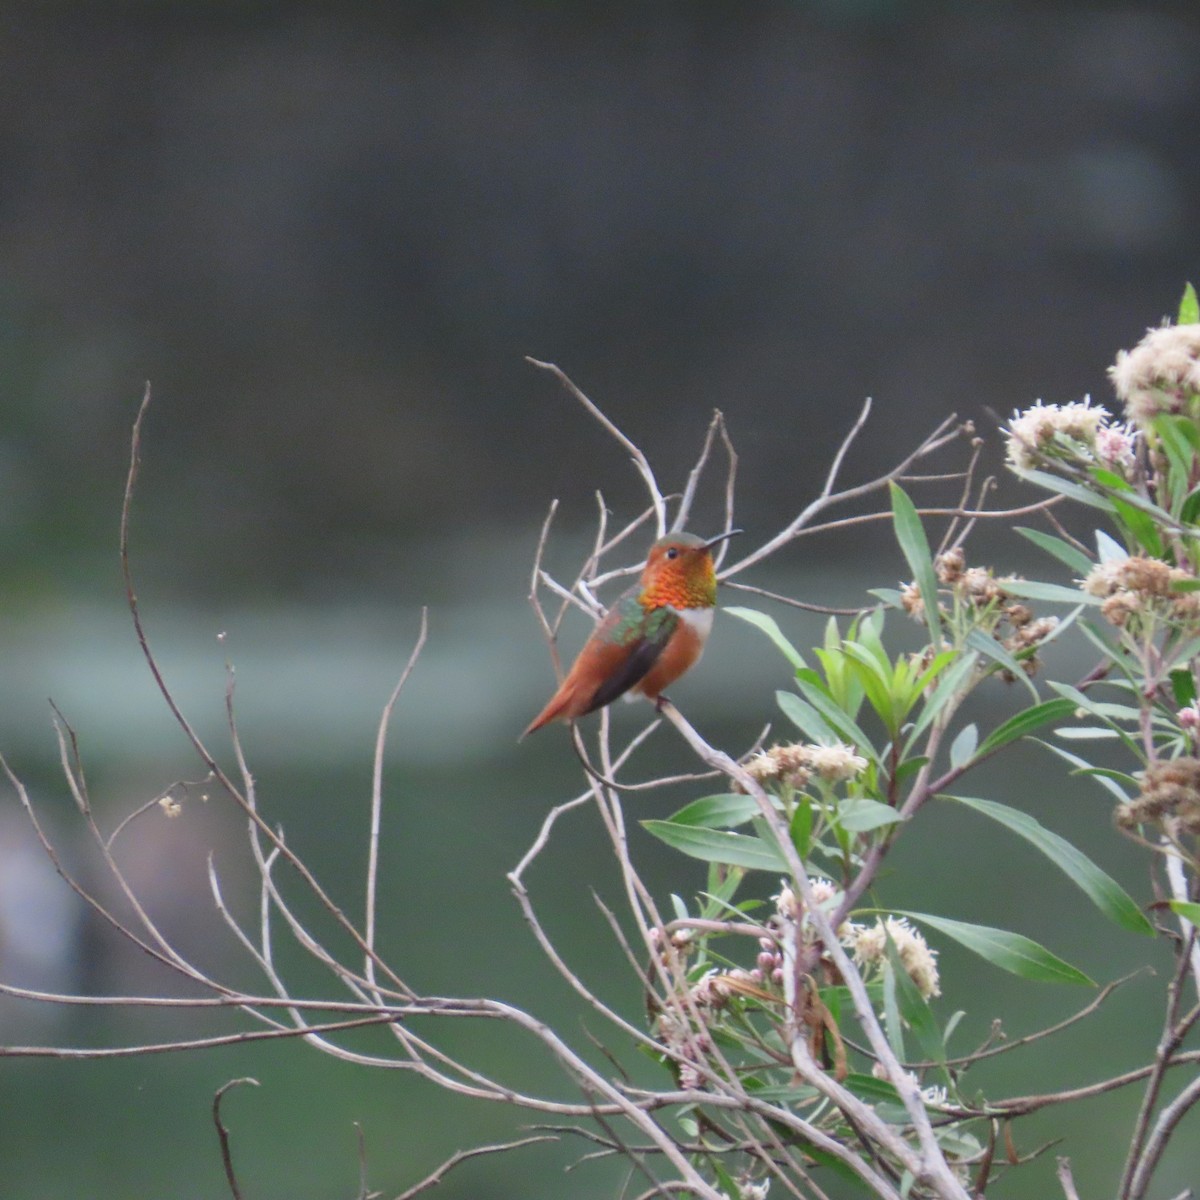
[521,529,742,738]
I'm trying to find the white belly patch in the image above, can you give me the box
[675,606,714,637]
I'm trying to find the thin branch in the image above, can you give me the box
[721,578,868,616]
[1127,1070,1200,1200]
[214,1077,260,1200]
[673,409,724,534]
[392,1136,558,1200]
[366,609,430,989]
[526,358,666,534]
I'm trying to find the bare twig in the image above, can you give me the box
[366,609,430,990]
[392,1135,558,1200]
[526,358,666,534]
[214,1077,260,1200]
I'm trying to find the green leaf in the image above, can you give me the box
[1181,486,1200,526]
[667,793,762,829]
[1169,900,1200,924]
[791,796,812,858]
[904,651,980,753]
[899,911,1094,985]
[965,628,1039,701]
[949,723,978,769]
[791,678,878,764]
[999,579,1100,606]
[1034,739,1137,803]
[724,606,806,671]
[893,755,930,783]
[945,795,1153,935]
[881,956,906,1061]
[1046,682,1144,757]
[1179,282,1199,325]
[1112,495,1167,556]
[1011,468,1114,511]
[977,697,1077,757]
[1150,416,1196,515]
[711,1160,740,1200]
[837,798,905,832]
[1172,669,1199,708]
[1015,527,1094,576]
[1095,529,1128,562]
[777,689,838,745]
[840,641,903,733]
[843,1073,903,1105]
[890,482,941,644]
[641,821,788,872]
[870,587,904,607]
[885,940,946,1067]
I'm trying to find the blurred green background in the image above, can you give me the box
[0,2,1198,1196]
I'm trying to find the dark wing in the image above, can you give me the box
[580,595,679,714]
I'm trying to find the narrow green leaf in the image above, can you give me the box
[1095,529,1128,562]
[791,796,812,858]
[893,755,930,783]
[999,579,1100,606]
[1180,282,1200,325]
[711,1160,740,1200]
[837,798,905,832]
[1112,496,1166,556]
[965,628,1040,701]
[641,821,788,872]
[1150,416,1195,508]
[911,648,961,696]
[1169,899,1200,924]
[945,795,1153,935]
[890,481,941,644]
[1046,682,1144,757]
[1075,765,1140,791]
[1172,669,1198,708]
[1171,578,1200,593]
[668,793,762,829]
[777,689,838,745]
[843,1073,903,1105]
[1016,527,1094,576]
[841,642,902,733]
[724,606,806,671]
[885,940,946,1067]
[899,911,1094,985]
[1011,468,1114,511]
[977,697,1076,757]
[881,959,906,1061]
[792,678,879,763]
[904,651,979,753]
[949,723,978,769]
[1034,739,1135,803]
[1181,486,1200,526]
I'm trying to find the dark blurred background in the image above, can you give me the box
[0,2,1197,1197]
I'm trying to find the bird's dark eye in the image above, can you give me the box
[666,547,679,559]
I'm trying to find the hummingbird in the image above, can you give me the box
[521,529,742,738]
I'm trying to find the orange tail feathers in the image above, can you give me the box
[520,679,588,740]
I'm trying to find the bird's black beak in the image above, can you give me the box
[704,529,743,550]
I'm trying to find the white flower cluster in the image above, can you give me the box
[849,915,941,999]
[1004,395,1137,472]
[1109,322,1200,426]
[744,741,868,788]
